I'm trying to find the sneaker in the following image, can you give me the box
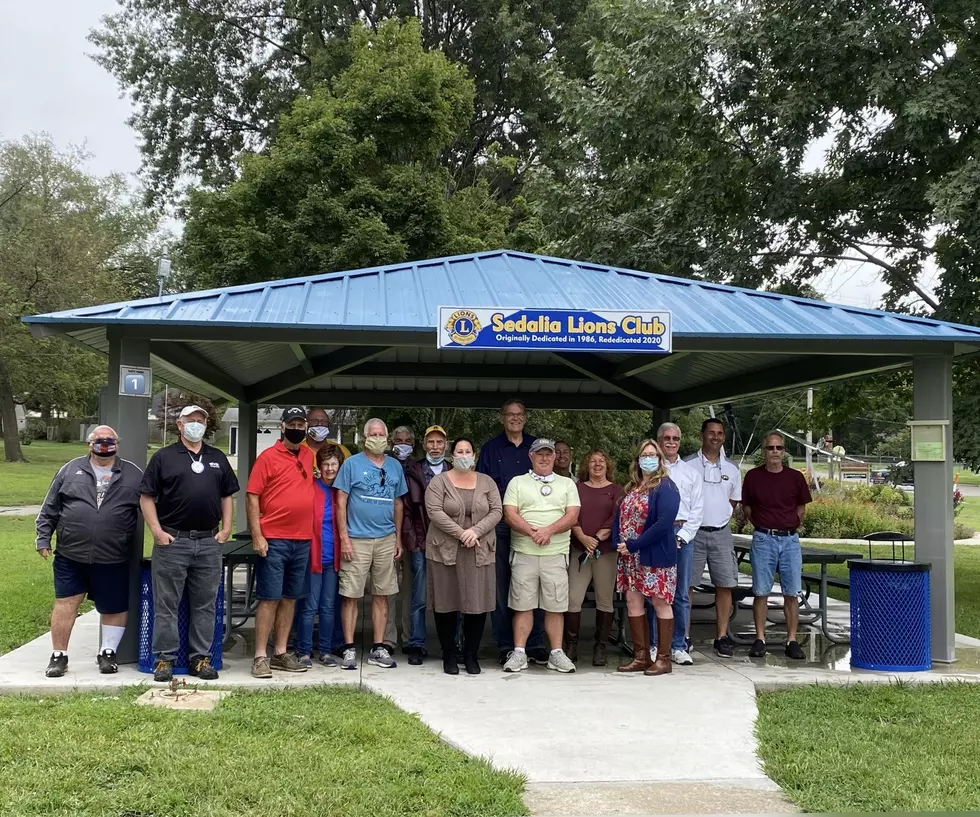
[368,645,396,668]
[546,649,576,673]
[686,636,694,652]
[270,652,308,673]
[190,656,219,680]
[251,656,272,679]
[785,640,806,660]
[298,654,314,669]
[526,646,550,665]
[714,636,735,658]
[97,649,118,674]
[749,639,767,658]
[45,653,68,678]
[153,659,174,682]
[341,648,357,670]
[671,649,694,666]
[319,652,338,667]
[503,650,529,673]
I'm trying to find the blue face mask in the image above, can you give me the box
[426,453,444,465]
[638,456,660,474]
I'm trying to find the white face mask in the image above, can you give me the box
[308,426,330,442]
[182,422,206,443]
[392,443,414,460]
[453,455,475,471]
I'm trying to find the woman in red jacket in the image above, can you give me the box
[294,444,345,667]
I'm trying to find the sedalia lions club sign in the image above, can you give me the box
[437,307,672,353]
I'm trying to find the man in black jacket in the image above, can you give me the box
[35,425,144,677]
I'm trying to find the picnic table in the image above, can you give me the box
[223,533,259,641]
[734,543,862,644]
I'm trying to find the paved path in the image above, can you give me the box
[0,505,41,517]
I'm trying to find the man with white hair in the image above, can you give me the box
[334,418,408,669]
[35,426,144,677]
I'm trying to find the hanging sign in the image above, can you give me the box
[119,366,152,398]
[437,307,672,353]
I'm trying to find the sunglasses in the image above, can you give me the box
[378,467,386,488]
[765,445,785,451]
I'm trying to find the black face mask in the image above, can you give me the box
[283,428,307,445]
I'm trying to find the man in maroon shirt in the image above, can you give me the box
[741,431,812,660]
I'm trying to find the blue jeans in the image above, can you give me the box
[293,567,339,657]
[649,524,691,651]
[407,550,427,649]
[492,524,544,654]
[750,532,802,597]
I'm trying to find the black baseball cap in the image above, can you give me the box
[281,406,307,422]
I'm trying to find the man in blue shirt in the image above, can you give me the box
[476,399,547,665]
[335,418,408,670]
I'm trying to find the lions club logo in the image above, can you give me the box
[446,309,481,346]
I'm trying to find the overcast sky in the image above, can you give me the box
[1,1,934,309]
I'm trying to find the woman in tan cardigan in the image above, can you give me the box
[425,437,502,675]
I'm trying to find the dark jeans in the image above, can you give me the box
[492,523,545,655]
[294,566,339,657]
[151,535,222,662]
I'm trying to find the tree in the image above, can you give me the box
[90,0,591,203]
[154,390,222,440]
[179,20,540,288]
[0,136,158,462]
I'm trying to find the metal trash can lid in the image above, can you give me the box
[848,559,930,573]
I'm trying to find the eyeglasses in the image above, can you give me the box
[661,436,680,442]
[765,445,785,451]
[503,412,525,419]
[295,460,308,479]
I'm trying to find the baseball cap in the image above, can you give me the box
[281,406,307,422]
[529,438,556,453]
[179,405,209,420]
[424,425,447,439]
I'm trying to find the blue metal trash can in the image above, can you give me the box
[849,559,930,671]
[138,564,224,674]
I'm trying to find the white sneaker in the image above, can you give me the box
[341,648,357,670]
[502,650,528,673]
[546,649,576,673]
[671,648,694,666]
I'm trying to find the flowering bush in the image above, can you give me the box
[954,489,965,517]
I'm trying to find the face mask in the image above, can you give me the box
[308,426,330,442]
[182,422,206,443]
[426,453,444,465]
[91,438,117,457]
[639,456,660,474]
[364,436,388,454]
[392,443,414,461]
[453,455,475,471]
[283,428,307,445]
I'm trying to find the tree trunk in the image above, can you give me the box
[0,356,26,462]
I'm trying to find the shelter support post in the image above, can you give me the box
[650,408,670,438]
[913,354,955,663]
[235,401,258,535]
[106,332,150,664]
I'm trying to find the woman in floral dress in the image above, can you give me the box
[614,439,681,675]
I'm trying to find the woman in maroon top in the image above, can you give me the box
[565,449,623,666]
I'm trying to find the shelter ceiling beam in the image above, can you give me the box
[276,390,650,410]
[245,346,391,402]
[668,355,911,408]
[551,353,668,410]
[290,343,314,376]
[614,351,689,379]
[150,341,246,401]
[674,337,953,356]
[340,362,592,382]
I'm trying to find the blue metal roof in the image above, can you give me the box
[23,250,980,343]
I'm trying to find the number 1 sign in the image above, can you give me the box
[119,366,152,398]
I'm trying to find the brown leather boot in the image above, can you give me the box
[563,611,581,663]
[645,617,674,676]
[618,615,652,672]
[593,610,614,666]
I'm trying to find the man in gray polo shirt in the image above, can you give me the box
[685,418,742,657]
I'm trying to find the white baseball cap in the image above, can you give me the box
[179,405,209,420]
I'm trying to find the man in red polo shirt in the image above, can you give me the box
[246,406,316,678]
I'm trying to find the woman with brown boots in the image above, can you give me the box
[613,439,681,675]
[565,449,623,665]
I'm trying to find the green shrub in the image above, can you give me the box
[57,427,74,444]
[22,418,47,441]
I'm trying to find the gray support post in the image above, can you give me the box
[235,402,258,535]
[106,331,150,664]
[650,408,670,438]
[913,354,955,663]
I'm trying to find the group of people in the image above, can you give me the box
[34,398,814,680]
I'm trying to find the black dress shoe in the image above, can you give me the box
[45,653,68,678]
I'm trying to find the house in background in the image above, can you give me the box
[222,406,283,460]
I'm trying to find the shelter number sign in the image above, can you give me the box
[437,307,672,354]
[119,366,152,398]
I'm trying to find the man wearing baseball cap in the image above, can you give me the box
[501,438,580,673]
[245,406,316,678]
[140,404,239,681]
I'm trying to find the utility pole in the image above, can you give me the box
[805,388,813,478]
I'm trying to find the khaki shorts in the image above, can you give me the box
[339,534,398,599]
[508,551,569,613]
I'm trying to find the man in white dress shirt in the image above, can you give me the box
[685,418,742,657]
[647,422,703,665]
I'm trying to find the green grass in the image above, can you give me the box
[756,683,980,812]
[0,441,89,506]
[0,687,527,817]
[957,496,980,532]
[955,470,980,486]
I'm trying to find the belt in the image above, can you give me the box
[163,526,218,540]
[755,528,796,537]
[700,525,726,532]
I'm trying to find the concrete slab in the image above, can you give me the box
[0,505,41,517]
[134,686,228,711]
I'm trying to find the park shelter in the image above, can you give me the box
[23,250,980,664]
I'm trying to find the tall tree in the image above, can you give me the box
[0,136,158,462]
[179,19,540,287]
[91,0,591,203]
